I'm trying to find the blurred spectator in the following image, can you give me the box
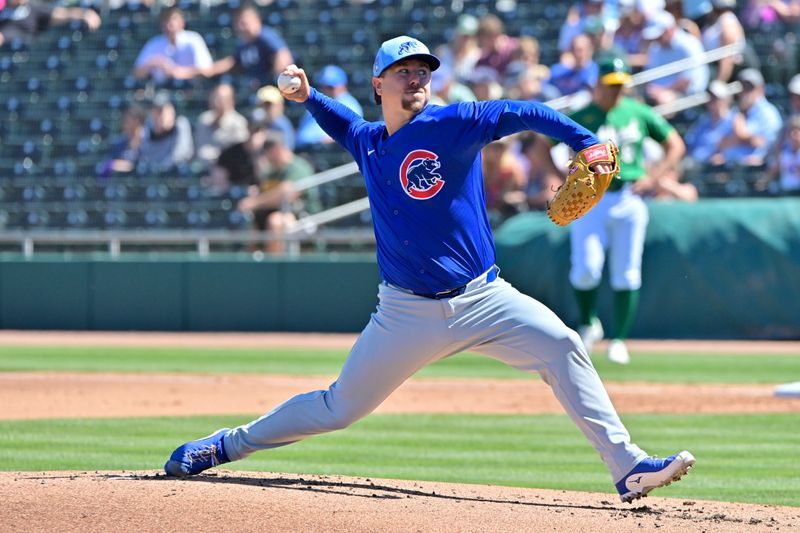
[582,11,618,57]
[714,68,783,166]
[788,73,800,116]
[204,3,293,90]
[698,0,747,82]
[435,14,482,85]
[105,0,154,9]
[481,137,527,226]
[296,65,363,149]
[98,104,147,178]
[548,34,599,97]
[204,141,257,195]
[469,66,504,101]
[505,66,560,102]
[429,65,476,105]
[613,0,649,68]
[767,73,800,164]
[193,83,249,165]
[643,10,709,105]
[637,170,699,200]
[665,0,702,38]
[558,0,615,61]
[770,114,800,193]
[238,131,316,254]
[251,84,296,150]
[0,0,101,47]
[684,80,735,164]
[138,91,194,173]
[517,132,563,210]
[475,14,519,78]
[132,6,212,84]
[504,36,551,85]
[742,0,800,28]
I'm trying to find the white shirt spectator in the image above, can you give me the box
[645,15,709,94]
[134,30,212,84]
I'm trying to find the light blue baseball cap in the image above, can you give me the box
[372,36,441,77]
[318,65,348,87]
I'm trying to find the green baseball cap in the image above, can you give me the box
[597,56,632,86]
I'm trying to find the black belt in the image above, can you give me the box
[413,267,498,300]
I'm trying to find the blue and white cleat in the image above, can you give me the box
[164,428,231,477]
[616,451,696,503]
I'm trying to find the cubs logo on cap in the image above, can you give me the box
[373,36,441,77]
[399,150,445,200]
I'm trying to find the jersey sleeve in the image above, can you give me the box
[641,103,674,144]
[302,88,368,156]
[469,100,599,153]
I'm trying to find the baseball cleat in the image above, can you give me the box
[578,318,604,354]
[606,339,630,365]
[164,428,231,477]
[616,451,696,503]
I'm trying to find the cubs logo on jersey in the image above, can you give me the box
[399,150,445,199]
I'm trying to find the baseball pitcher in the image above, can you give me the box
[165,37,695,503]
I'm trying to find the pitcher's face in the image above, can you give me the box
[374,59,431,114]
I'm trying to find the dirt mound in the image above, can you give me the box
[3,471,797,532]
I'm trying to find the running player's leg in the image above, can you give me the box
[224,284,454,461]
[457,279,647,482]
[570,197,610,350]
[607,192,649,340]
[569,200,608,295]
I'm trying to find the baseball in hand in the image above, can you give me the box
[277,73,301,94]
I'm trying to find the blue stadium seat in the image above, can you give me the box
[66,209,90,228]
[62,183,88,202]
[103,209,128,228]
[103,183,129,201]
[145,208,170,228]
[25,210,51,228]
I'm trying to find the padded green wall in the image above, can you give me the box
[494,198,800,340]
[0,257,380,333]
[0,198,798,338]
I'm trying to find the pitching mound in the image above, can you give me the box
[3,471,798,532]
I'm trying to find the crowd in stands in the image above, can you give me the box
[2,0,800,240]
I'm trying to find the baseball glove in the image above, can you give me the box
[546,141,620,226]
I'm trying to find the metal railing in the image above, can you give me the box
[0,227,376,259]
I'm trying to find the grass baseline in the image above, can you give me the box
[0,413,797,507]
[0,345,798,383]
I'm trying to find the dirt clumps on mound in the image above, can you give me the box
[3,471,797,533]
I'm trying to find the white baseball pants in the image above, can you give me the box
[569,185,649,291]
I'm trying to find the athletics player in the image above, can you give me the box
[165,37,695,502]
[540,56,685,364]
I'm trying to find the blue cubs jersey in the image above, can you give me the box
[304,89,599,294]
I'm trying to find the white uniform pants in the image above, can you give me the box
[224,267,647,483]
[570,185,649,291]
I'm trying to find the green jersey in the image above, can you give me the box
[568,96,674,182]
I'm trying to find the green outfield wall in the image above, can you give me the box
[0,198,798,338]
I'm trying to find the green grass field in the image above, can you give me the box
[1,345,798,383]
[1,345,798,506]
